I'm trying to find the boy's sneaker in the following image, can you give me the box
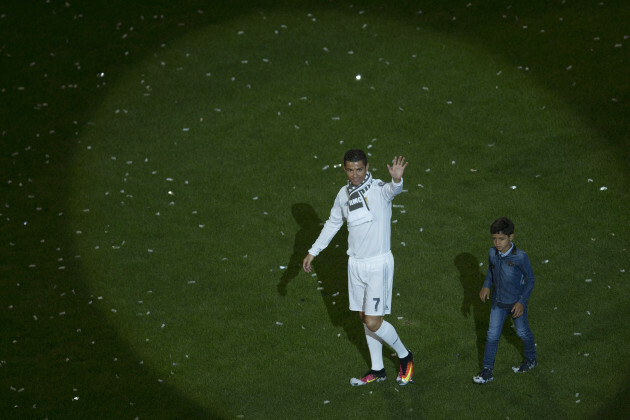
[512,358,537,373]
[396,351,414,386]
[473,368,494,384]
[350,368,386,386]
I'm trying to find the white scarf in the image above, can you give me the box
[346,172,374,227]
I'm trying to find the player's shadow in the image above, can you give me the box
[278,203,372,367]
[277,203,321,297]
[456,252,522,367]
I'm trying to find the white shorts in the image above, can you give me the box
[348,251,394,316]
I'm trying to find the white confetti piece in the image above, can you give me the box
[599,186,607,191]
[510,185,517,190]
[585,278,592,283]
[275,321,283,326]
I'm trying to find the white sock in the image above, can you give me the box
[374,320,409,359]
[364,324,385,371]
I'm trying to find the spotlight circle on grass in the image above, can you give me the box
[70,8,606,414]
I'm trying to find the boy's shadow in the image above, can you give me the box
[278,203,372,367]
[456,252,521,367]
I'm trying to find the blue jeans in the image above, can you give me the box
[482,303,536,369]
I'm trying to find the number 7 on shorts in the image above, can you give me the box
[373,297,380,312]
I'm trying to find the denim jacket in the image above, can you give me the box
[483,244,535,307]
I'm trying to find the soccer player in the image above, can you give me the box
[302,149,413,386]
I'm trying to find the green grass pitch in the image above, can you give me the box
[1,0,629,418]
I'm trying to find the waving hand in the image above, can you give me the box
[387,156,408,183]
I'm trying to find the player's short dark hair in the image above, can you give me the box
[490,217,515,236]
[343,149,368,166]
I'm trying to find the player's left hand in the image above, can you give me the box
[387,156,408,182]
[511,302,524,318]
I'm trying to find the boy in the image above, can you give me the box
[303,149,413,386]
[473,217,537,384]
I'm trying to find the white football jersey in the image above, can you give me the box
[309,178,403,259]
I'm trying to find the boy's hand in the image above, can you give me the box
[479,287,491,302]
[511,302,524,318]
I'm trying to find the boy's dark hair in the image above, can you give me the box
[490,217,515,236]
[343,149,368,166]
